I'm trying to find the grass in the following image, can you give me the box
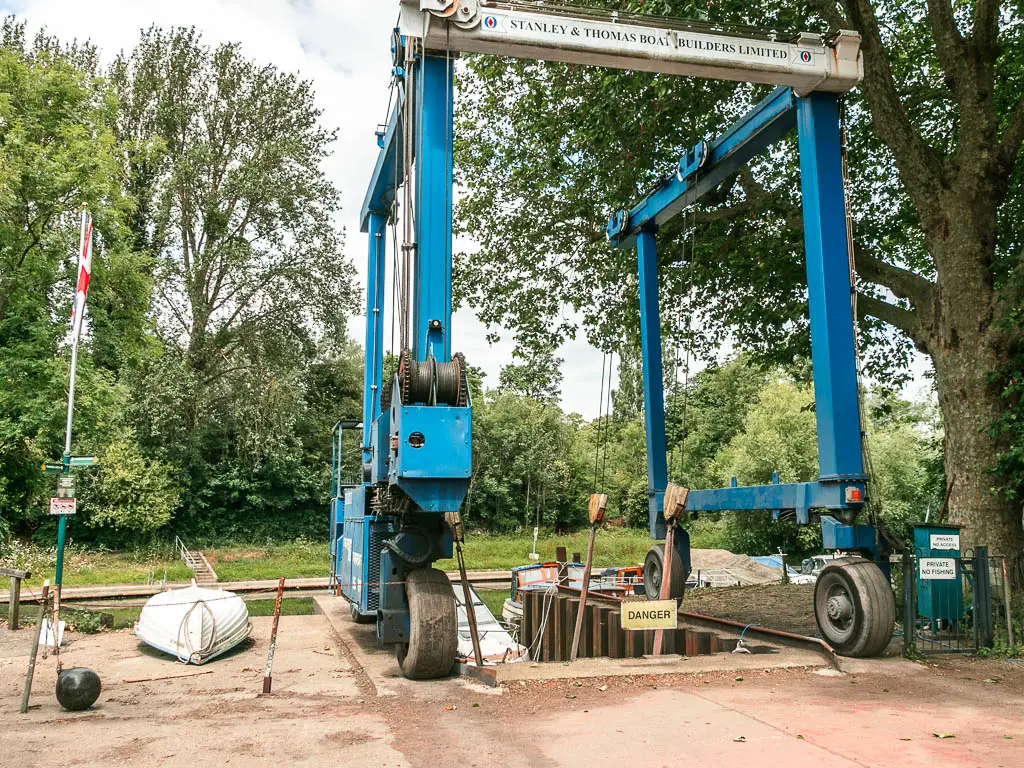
[93,597,317,631]
[437,519,727,571]
[477,588,508,618]
[3,518,729,587]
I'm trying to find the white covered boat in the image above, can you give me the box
[135,581,252,665]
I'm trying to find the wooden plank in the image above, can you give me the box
[697,631,712,655]
[0,568,30,580]
[8,577,21,630]
[550,594,565,662]
[592,605,609,658]
[685,630,698,657]
[624,626,641,658]
[521,589,534,651]
[581,603,594,658]
[563,598,578,660]
[674,628,688,654]
[608,610,624,658]
[542,592,556,662]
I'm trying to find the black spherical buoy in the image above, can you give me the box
[55,667,101,711]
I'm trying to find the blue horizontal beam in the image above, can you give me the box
[360,90,405,233]
[608,86,797,250]
[686,479,865,525]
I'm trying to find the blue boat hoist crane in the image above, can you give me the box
[331,0,895,679]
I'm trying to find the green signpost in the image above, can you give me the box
[41,206,98,636]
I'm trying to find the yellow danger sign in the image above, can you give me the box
[621,600,678,631]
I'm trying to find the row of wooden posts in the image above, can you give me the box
[521,588,739,661]
[522,544,738,661]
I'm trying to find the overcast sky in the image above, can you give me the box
[5,0,932,418]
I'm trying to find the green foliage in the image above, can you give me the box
[467,390,591,531]
[498,348,564,403]
[865,396,944,544]
[452,1,1024,556]
[0,19,361,546]
[711,379,818,486]
[63,608,104,634]
[80,430,179,535]
[0,28,139,534]
[989,304,1024,502]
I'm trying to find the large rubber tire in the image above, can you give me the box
[396,568,458,680]
[643,544,686,601]
[814,557,895,657]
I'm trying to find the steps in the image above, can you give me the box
[177,538,218,585]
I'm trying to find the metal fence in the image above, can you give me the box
[892,547,1018,656]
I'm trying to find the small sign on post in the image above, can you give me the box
[929,533,960,551]
[49,498,77,516]
[621,600,678,631]
[919,557,957,580]
[57,474,75,499]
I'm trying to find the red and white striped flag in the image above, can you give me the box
[70,209,93,344]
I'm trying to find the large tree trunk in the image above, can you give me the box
[936,350,1023,560]
[928,216,1023,561]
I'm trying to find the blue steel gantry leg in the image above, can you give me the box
[636,228,670,540]
[413,54,454,363]
[362,212,387,467]
[795,93,866,488]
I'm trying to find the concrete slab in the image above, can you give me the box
[315,594,829,690]
[0,615,410,768]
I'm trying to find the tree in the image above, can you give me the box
[101,27,361,535]
[80,430,179,536]
[467,391,590,531]
[454,0,1024,559]
[0,23,148,535]
[108,27,356,374]
[497,347,564,402]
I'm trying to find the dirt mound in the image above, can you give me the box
[688,549,781,587]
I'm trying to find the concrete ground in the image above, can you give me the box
[1,605,1022,767]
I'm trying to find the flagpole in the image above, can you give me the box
[54,204,89,622]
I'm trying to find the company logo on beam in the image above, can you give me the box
[798,50,813,63]
[483,15,498,30]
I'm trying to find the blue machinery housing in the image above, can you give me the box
[332,41,886,669]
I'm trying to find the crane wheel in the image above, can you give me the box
[643,544,686,601]
[813,557,895,657]
[396,567,458,680]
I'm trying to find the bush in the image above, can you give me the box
[64,608,104,634]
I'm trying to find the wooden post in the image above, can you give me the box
[2,568,30,631]
[571,494,606,662]
[262,577,286,694]
[556,546,568,585]
[781,554,789,584]
[20,581,49,714]
[653,484,688,655]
